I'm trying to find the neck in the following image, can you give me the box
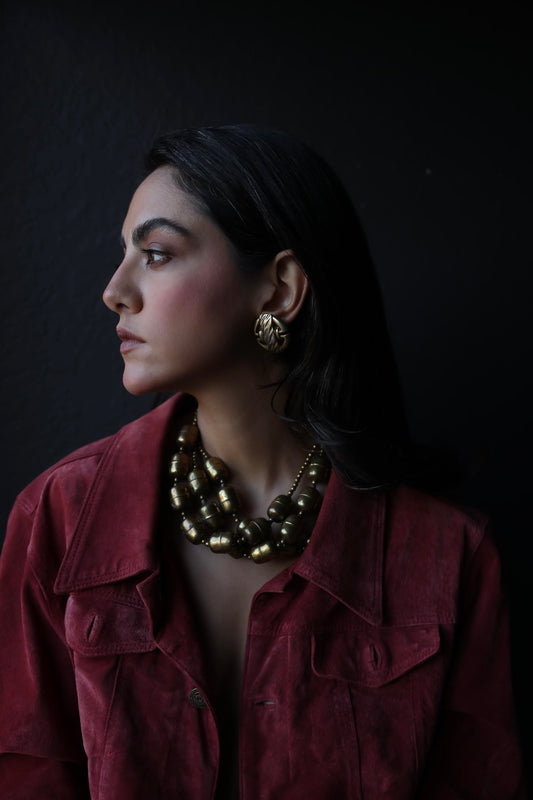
[191,384,310,516]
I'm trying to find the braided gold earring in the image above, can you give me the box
[254,312,290,354]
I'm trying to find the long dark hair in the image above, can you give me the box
[145,124,447,490]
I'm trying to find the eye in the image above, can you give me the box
[141,249,170,267]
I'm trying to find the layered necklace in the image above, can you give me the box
[168,413,331,563]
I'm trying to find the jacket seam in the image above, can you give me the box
[247,620,448,636]
[15,450,107,517]
[28,559,69,644]
[96,652,124,794]
[57,564,153,593]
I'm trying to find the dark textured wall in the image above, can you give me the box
[1,0,531,772]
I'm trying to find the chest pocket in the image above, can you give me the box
[312,624,440,687]
[311,624,441,796]
[65,584,157,656]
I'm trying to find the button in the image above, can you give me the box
[189,688,207,708]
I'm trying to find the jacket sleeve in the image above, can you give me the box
[0,496,90,799]
[417,532,527,799]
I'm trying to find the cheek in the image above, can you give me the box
[190,262,246,307]
[161,267,251,321]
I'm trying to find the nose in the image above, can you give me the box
[102,259,142,314]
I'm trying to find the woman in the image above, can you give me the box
[0,124,526,798]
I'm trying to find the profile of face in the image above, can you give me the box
[103,167,271,396]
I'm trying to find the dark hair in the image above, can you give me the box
[145,124,447,489]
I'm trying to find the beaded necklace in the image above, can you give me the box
[168,413,331,563]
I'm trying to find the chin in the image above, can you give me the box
[122,368,180,397]
[122,373,160,397]
[122,380,152,396]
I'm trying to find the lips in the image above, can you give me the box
[116,326,145,353]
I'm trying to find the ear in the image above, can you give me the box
[259,250,309,323]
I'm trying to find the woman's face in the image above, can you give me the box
[103,166,267,396]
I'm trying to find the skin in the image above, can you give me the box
[103,166,313,796]
[103,165,310,512]
[104,167,265,397]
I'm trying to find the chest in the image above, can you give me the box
[175,541,294,689]
[171,541,296,798]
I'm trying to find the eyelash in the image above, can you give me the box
[141,249,170,267]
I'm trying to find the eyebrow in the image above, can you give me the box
[120,217,192,249]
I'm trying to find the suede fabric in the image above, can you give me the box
[0,394,526,798]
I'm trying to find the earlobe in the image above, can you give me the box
[260,250,309,324]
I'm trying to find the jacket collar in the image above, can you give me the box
[293,473,385,624]
[54,394,187,594]
[54,394,385,624]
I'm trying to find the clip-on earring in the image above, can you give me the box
[254,312,290,354]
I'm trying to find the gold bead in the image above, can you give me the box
[177,424,198,448]
[208,533,235,553]
[188,468,209,495]
[307,454,330,482]
[199,502,223,530]
[181,517,204,544]
[280,514,303,544]
[296,485,320,512]
[241,517,271,545]
[170,452,190,477]
[218,486,239,514]
[204,456,230,482]
[250,541,276,563]
[267,494,292,522]
[170,483,191,511]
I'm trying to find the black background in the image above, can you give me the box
[1,0,531,780]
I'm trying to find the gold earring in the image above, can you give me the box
[254,312,290,353]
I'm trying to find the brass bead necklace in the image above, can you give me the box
[168,413,331,563]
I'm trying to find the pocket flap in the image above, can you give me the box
[65,586,157,656]
[312,625,440,687]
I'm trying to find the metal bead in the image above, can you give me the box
[170,452,190,477]
[199,502,223,530]
[241,517,271,545]
[181,516,205,544]
[267,494,292,522]
[218,486,239,514]
[296,485,321,512]
[250,541,277,563]
[208,532,235,553]
[188,468,209,495]
[170,483,191,511]
[280,514,303,544]
[177,424,198,448]
[307,454,330,482]
[204,456,230,482]
[276,539,297,556]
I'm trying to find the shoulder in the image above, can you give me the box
[1,434,114,597]
[12,394,185,519]
[13,436,112,519]
[387,483,488,555]
[4,395,187,564]
[382,484,492,624]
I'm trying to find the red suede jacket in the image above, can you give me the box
[0,395,526,798]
